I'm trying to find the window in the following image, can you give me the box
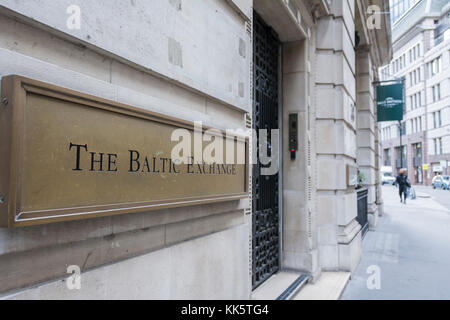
[409,67,421,86]
[382,65,392,80]
[385,149,391,163]
[429,56,442,77]
[402,122,406,136]
[408,92,422,109]
[432,84,441,102]
[407,43,421,63]
[434,19,450,45]
[413,142,422,158]
[391,0,420,24]
[435,138,444,155]
[432,111,442,128]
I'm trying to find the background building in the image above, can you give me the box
[380,0,450,184]
[0,0,391,299]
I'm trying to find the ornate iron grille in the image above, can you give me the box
[357,188,369,237]
[252,13,280,289]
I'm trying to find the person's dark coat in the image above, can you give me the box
[396,174,410,190]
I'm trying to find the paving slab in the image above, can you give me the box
[341,185,450,300]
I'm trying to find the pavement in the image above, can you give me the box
[341,184,450,300]
[414,185,450,208]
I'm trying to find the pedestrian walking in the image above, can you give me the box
[395,169,411,204]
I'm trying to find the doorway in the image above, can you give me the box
[252,12,281,289]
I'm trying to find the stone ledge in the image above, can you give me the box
[337,219,361,245]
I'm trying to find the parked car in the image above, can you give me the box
[442,176,450,190]
[432,175,450,190]
[432,175,439,185]
[381,172,396,185]
[432,175,441,189]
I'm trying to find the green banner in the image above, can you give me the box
[376,83,404,122]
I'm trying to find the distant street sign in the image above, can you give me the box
[376,83,404,122]
[423,164,429,170]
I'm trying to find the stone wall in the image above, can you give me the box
[0,1,251,299]
[356,48,379,229]
[314,0,362,273]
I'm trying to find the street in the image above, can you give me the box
[414,185,450,209]
[341,184,450,299]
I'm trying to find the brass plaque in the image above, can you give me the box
[0,76,248,227]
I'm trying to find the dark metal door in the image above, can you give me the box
[252,13,280,289]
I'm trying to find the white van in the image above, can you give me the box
[381,166,395,185]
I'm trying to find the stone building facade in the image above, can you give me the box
[380,0,450,184]
[0,0,391,299]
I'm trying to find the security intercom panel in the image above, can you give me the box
[289,113,298,160]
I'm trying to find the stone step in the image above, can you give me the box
[251,271,309,300]
[292,272,351,300]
